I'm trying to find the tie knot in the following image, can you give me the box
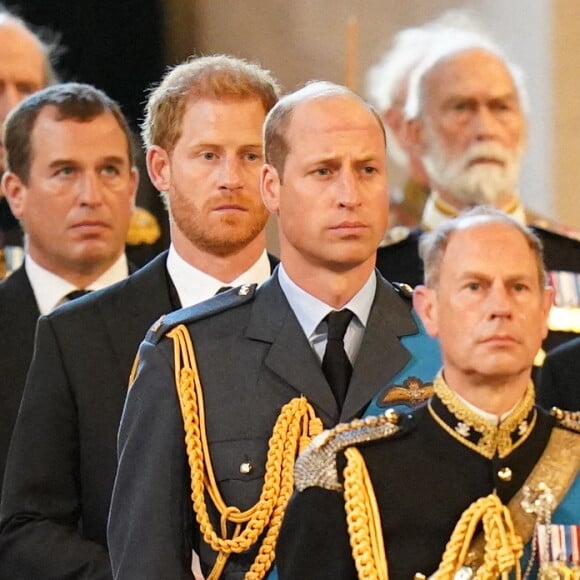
[325,309,353,341]
[64,289,91,302]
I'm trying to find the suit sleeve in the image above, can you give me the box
[108,336,194,580]
[0,316,112,580]
[276,487,358,580]
[536,339,580,411]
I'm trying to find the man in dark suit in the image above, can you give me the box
[0,82,138,497]
[376,33,580,353]
[108,81,439,579]
[0,56,280,579]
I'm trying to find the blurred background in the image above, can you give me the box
[8,0,580,251]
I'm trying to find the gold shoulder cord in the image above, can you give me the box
[343,447,389,580]
[435,494,523,579]
[340,453,523,580]
[167,324,323,580]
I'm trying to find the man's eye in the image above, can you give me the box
[202,152,216,160]
[102,165,121,176]
[56,167,75,176]
[315,168,330,176]
[245,153,261,162]
[467,282,481,291]
[363,166,377,175]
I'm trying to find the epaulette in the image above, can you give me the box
[294,409,404,492]
[390,281,414,300]
[551,407,580,434]
[378,225,412,247]
[146,283,257,345]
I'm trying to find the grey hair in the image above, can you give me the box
[405,34,530,121]
[419,206,546,289]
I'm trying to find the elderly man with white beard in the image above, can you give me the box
[376,33,580,352]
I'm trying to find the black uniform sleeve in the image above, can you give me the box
[276,487,358,580]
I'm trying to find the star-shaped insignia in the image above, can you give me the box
[455,421,471,437]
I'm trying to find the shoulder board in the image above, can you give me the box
[146,283,257,345]
[294,409,405,492]
[551,407,580,434]
[390,281,414,300]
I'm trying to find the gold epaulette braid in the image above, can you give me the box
[434,494,523,580]
[167,324,323,580]
[343,447,389,580]
[551,407,580,433]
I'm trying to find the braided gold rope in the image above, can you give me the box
[167,324,323,580]
[436,493,523,579]
[343,447,389,580]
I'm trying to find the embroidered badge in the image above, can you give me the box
[380,376,434,407]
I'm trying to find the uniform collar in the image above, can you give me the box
[428,372,536,459]
[421,191,527,231]
[166,245,271,308]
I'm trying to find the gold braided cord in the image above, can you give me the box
[343,447,389,580]
[435,494,523,579]
[167,324,323,580]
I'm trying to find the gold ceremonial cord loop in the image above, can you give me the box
[435,494,523,580]
[167,324,323,580]
[343,447,389,580]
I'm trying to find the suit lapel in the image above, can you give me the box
[98,252,175,385]
[342,277,418,421]
[245,275,339,425]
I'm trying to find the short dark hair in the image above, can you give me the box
[3,82,135,182]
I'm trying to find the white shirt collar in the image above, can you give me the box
[453,388,518,426]
[26,253,129,315]
[277,263,376,340]
[166,244,271,308]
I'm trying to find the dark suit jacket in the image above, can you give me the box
[536,336,580,410]
[108,272,421,580]
[0,268,39,493]
[0,251,278,580]
[376,225,580,351]
[0,253,177,580]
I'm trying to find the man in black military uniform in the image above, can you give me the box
[375,32,580,353]
[277,208,580,579]
[108,81,441,580]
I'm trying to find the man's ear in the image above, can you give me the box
[261,164,281,215]
[540,285,555,340]
[146,146,171,193]
[1,172,27,219]
[412,285,439,338]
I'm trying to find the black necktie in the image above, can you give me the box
[322,309,354,408]
[64,289,91,301]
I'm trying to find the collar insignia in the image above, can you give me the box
[429,373,536,459]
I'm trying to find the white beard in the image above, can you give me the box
[423,137,523,206]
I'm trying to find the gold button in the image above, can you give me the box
[498,467,512,482]
[240,461,253,474]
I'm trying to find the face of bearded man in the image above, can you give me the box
[422,123,524,205]
[416,49,527,207]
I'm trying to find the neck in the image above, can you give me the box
[281,251,375,309]
[171,228,266,284]
[443,368,531,416]
[27,247,121,289]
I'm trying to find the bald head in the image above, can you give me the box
[0,14,53,172]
